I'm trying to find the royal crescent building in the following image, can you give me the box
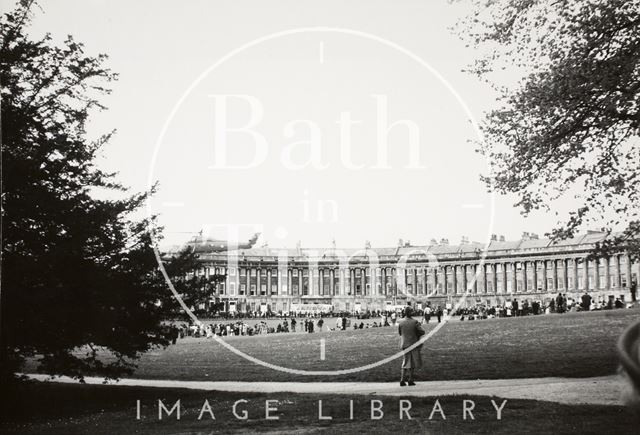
[180,231,640,314]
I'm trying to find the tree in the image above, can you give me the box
[162,246,227,315]
[0,2,208,381]
[459,0,640,259]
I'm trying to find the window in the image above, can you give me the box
[229,267,236,276]
[240,284,246,295]
[250,284,256,295]
[229,282,236,295]
[240,269,246,276]
[293,269,299,276]
[260,284,267,295]
[219,283,225,294]
[250,269,257,277]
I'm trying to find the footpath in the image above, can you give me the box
[24,374,625,406]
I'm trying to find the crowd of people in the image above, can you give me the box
[173,314,395,341]
[171,281,637,342]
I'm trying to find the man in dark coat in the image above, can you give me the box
[398,307,426,386]
[581,293,592,311]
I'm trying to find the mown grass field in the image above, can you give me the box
[124,309,638,382]
[1,381,637,434]
[10,309,640,434]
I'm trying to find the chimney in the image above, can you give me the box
[530,233,539,240]
[499,235,505,242]
[404,240,411,247]
[440,238,449,246]
[521,232,530,241]
[461,236,469,244]
[398,238,404,247]
[429,238,438,245]
[491,234,497,241]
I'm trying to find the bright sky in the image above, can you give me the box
[9,0,579,248]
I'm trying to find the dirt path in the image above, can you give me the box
[24,373,625,406]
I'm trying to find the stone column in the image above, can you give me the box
[482,263,488,294]
[472,264,478,294]
[532,261,538,292]
[615,255,621,289]
[594,259,600,291]
[433,268,439,295]
[512,262,518,294]
[541,260,548,292]
[329,268,334,295]
[584,258,589,292]
[256,268,261,295]
[603,257,610,290]
[625,254,633,289]
[462,265,468,293]
[362,268,367,296]
[412,268,417,296]
[371,268,376,297]
[267,269,272,296]
[573,259,579,291]
[381,268,387,296]
[443,266,448,295]
[349,269,355,295]
[522,262,528,292]
[502,263,507,293]
[552,259,558,292]
[450,265,456,295]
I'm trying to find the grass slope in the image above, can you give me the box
[123,309,638,382]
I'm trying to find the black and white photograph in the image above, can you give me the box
[1,0,640,433]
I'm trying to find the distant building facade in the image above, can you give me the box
[182,231,639,313]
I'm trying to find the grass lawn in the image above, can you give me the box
[99,309,640,382]
[1,381,637,434]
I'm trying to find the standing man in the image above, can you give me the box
[630,279,637,304]
[398,307,425,386]
[581,292,592,311]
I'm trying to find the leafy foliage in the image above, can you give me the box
[0,2,211,381]
[459,0,640,259]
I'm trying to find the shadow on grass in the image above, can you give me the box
[1,380,637,434]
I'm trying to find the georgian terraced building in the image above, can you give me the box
[185,231,639,314]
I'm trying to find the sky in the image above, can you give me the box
[6,0,580,249]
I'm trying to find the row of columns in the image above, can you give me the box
[222,254,637,297]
